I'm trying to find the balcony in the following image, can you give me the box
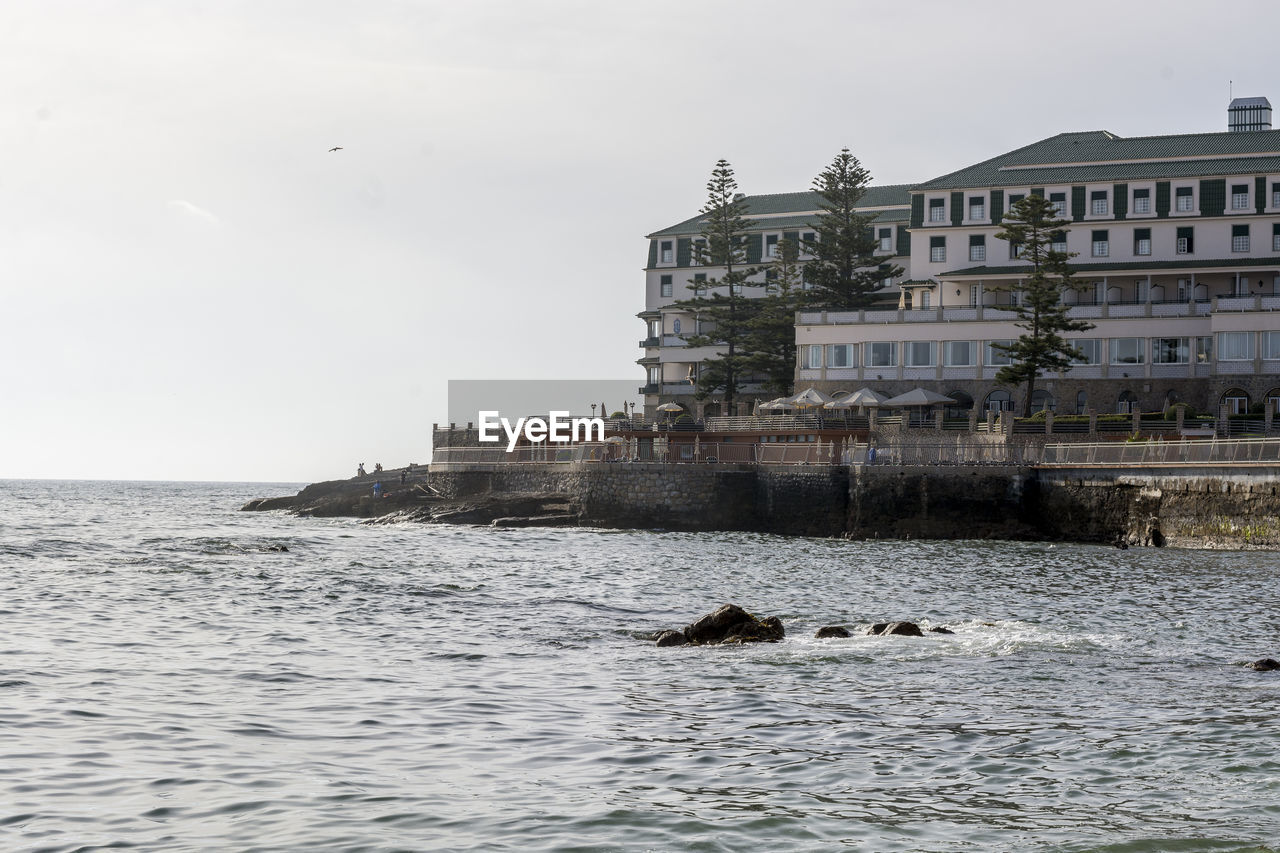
[638,336,659,348]
[638,383,659,395]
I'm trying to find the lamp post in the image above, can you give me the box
[590,403,597,418]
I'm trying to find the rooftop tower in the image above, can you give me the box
[1228,96,1272,131]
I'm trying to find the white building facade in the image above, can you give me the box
[796,100,1280,416]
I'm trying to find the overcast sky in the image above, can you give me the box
[4,0,1277,482]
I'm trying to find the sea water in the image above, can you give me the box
[1,479,1278,852]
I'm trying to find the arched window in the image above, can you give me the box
[1030,389,1055,413]
[945,391,974,420]
[1266,388,1280,417]
[984,389,1012,412]
[1221,388,1250,415]
[1117,390,1139,414]
[1076,391,1088,415]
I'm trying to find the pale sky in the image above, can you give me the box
[4,0,1277,482]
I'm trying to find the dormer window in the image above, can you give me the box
[1176,186,1194,212]
[968,196,985,220]
[929,198,946,222]
[765,234,779,258]
[660,240,673,263]
[1133,188,1150,213]
[1049,192,1067,216]
[878,228,892,251]
[1091,190,1108,216]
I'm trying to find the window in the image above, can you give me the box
[691,238,706,265]
[969,235,986,262]
[1274,224,1280,252]
[1263,331,1280,360]
[827,344,856,368]
[1091,190,1108,216]
[1196,337,1212,363]
[968,197,985,220]
[1175,186,1194,212]
[660,274,673,298]
[904,341,936,367]
[805,345,823,369]
[1232,184,1250,210]
[943,340,975,367]
[1009,241,1024,259]
[1217,331,1253,361]
[878,228,892,252]
[929,198,946,222]
[1049,192,1066,216]
[1071,339,1102,365]
[1272,184,1280,209]
[930,235,946,263]
[1176,226,1194,254]
[1133,227,1151,256]
[1110,338,1145,364]
[692,272,706,294]
[647,366,660,384]
[1050,231,1067,253]
[985,340,1013,366]
[1154,337,1190,364]
[660,241,673,263]
[867,341,897,367]
[1133,188,1151,213]
[1232,224,1250,252]
[1008,193,1025,208]
[765,234,779,258]
[918,289,931,309]
[1091,230,1109,257]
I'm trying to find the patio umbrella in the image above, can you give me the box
[785,387,834,409]
[825,388,890,409]
[882,388,956,407]
[757,397,788,411]
[656,402,684,413]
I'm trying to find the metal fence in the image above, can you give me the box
[1040,437,1280,466]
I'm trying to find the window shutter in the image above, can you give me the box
[991,189,1004,225]
[1113,183,1128,219]
[930,236,944,248]
[1257,177,1267,213]
[1134,227,1151,240]
[745,233,762,264]
[647,240,658,268]
[1072,186,1086,220]
[1031,187,1044,198]
[950,192,964,226]
[782,231,799,244]
[910,195,924,228]
[896,224,911,256]
[1199,179,1225,217]
[1155,182,1170,217]
[1232,224,1249,237]
[676,238,691,266]
[969,235,984,246]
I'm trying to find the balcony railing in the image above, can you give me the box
[799,296,1279,326]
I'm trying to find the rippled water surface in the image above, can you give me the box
[2,479,1279,852]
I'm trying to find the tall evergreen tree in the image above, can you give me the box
[745,237,804,397]
[672,159,762,409]
[802,148,902,310]
[991,194,1095,416]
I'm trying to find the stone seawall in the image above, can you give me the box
[425,463,1280,548]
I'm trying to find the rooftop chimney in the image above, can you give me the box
[1228,96,1272,131]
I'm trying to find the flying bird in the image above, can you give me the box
[329,146,343,152]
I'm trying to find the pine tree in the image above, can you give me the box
[802,148,901,310]
[745,237,804,397]
[991,194,1095,416]
[672,159,762,409]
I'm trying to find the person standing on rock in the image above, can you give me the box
[357,462,366,477]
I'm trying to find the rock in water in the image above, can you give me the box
[1248,658,1280,671]
[815,625,851,639]
[676,604,785,646]
[868,621,924,637]
[654,630,687,648]
[928,626,955,634]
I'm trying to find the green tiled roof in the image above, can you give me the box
[648,184,913,237]
[938,256,1280,278]
[915,129,1280,191]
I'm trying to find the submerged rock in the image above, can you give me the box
[1248,658,1280,671]
[654,630,687,648]
[868,621,924,637]
[928,626,955,634]
[661,604,785,647]
[815,625,851,639]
